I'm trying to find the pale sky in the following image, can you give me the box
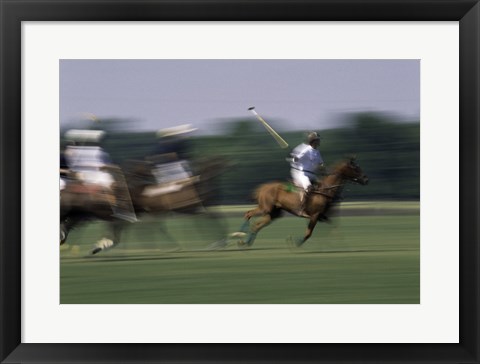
[60,59,420,134]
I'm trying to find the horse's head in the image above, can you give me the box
[336,157,369,185]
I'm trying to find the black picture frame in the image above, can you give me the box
[1,0,479,363]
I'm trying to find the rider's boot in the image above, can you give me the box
[298,185,314,217]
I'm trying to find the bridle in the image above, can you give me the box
[311,183,344,199]
[312,167,364,199]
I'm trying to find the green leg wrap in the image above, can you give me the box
[245,232,257,246]
[238,219,250,232]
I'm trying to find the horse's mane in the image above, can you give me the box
[327,157,356,174]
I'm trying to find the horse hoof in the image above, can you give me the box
[91,247,102,255]
[60,229,67,245]
[91,238,115,255]
[230,232,247,238]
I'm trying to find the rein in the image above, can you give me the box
[312,170,348,199]
[319,184,343,190]
[312,183,344,199]
[313,174,363,199]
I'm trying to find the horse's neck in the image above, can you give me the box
[320,174,344,195]
[323,173,342,186]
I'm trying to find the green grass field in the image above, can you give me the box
[60,204,420,304]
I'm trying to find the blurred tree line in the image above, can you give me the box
[62,112,419,204]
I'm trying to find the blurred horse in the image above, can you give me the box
[60,166,131,253]
[85,156,230,254]
[126,156,225,213]
[237,157,369,247]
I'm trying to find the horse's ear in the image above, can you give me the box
[350,156,359,167]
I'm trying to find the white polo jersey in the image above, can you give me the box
[290,143,323,175]
[65,146,108,169]
[64,146,114,187]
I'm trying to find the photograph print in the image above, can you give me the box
[59,59,420,304]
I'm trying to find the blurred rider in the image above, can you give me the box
[289,131,324,211]
[63,129,136,222]
[149,124,196,184]
[64,130,114,187]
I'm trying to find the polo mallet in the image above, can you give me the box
[248,107,289,149]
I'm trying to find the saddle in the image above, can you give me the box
[66,182,105,195]
[282,181,330,218]
[141,177,201,210]
[62,182,117,211]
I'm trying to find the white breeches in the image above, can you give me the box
[291,169,316,190]
[76,170,114,188]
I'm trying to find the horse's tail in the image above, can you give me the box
[252,182,274,201]
[252,185,262,201]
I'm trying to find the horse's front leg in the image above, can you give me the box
[91,220,125,255]
[112,220,123,245]
[60,222,68,245]
[296,214,320,247]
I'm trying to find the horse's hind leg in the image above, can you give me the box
[240,214,269,247]
[242,212,278,247]
[244,207,263,220]
[252,214,273,233]
[295,214,319,247]
[235,207,264,246]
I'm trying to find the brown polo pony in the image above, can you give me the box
[238,157,368,247]
[60,167,131,252]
